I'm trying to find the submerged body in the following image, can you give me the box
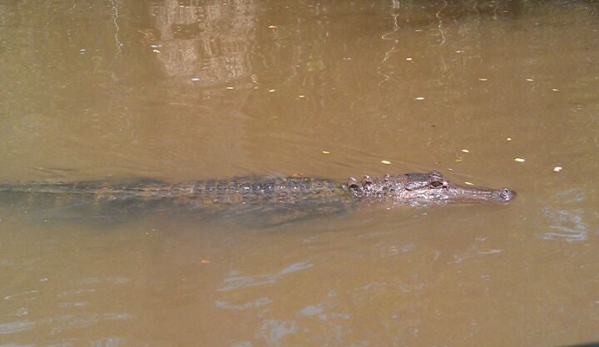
[0,171,516,220]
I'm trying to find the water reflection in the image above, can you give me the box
[150,0,255,83]
[542,189,589,242]
[1,274,134,341]
[219,262,314,291]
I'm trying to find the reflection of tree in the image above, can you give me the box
[151,0,255,84]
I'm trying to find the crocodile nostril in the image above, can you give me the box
[499,188,517,202]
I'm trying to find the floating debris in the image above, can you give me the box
[552,88,559,92]
[526,78,535,82]
[553,166,563,172]
[415,96,425,101]
[190,77,200,82]
[461,149,470,153]
[226,86,234,90]
[507,137,512,141]
[478,78,488,81]
[322,150,330,154]
[464,182,474,186]
[299,95,305,98]
[406,57,413,61]
[268,89,276,93]
[381,160,391,165]
[515,158,526,163]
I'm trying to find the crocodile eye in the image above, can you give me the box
[428,170,444,181]
[429,180,448,189]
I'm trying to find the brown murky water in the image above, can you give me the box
[1,1,598,346]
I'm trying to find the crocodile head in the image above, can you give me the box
[346,170,516,206]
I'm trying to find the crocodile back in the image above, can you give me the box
[170,176,348,208]
[0,176,353,216]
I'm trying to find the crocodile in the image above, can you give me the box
[0,171,515,219]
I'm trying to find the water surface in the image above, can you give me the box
[0,1,597,346]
